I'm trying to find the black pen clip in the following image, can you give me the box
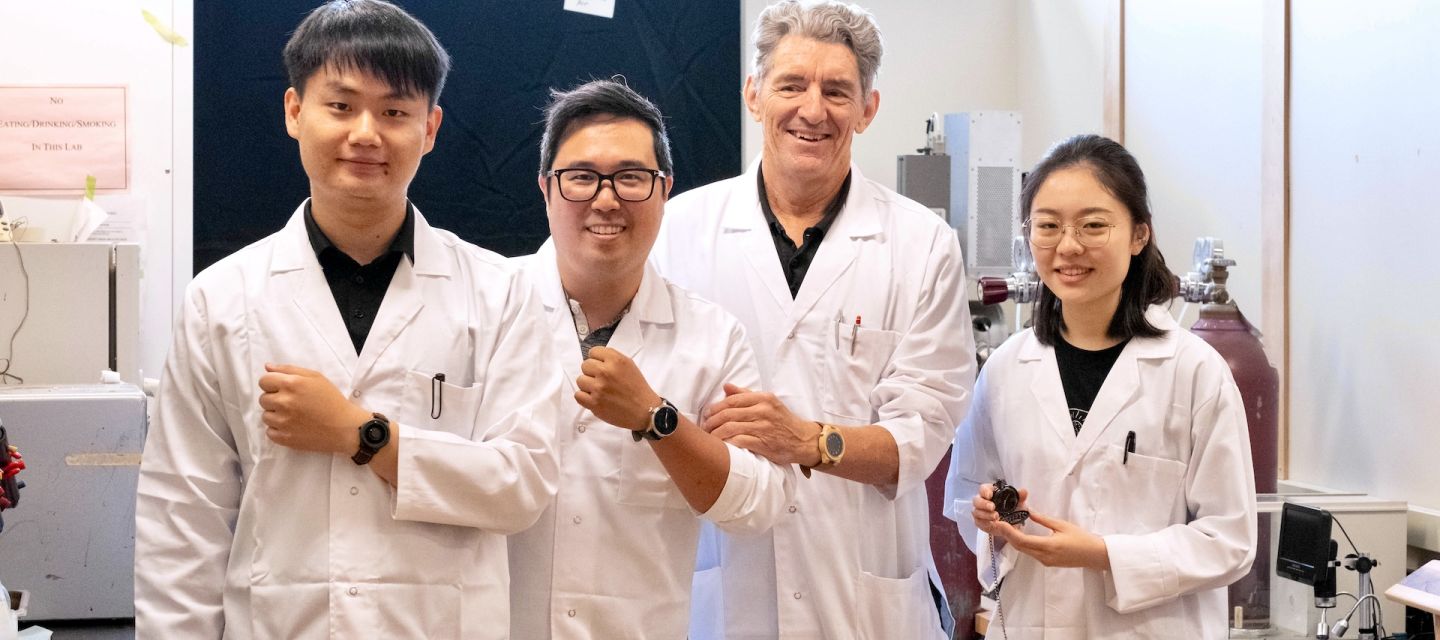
[1124,430,1136,464]
[431,373,445,419]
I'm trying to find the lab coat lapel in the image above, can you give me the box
[604,262,673,366]
[1057,307,1182,474]
[352,210,449,384]
[536,255,583,394]
[352,258,423,383]
[787,166,883,335]
[1021,337,1075,447]
[272,205,357,373]
[724,176,791,315]
[1066,346,1141,471]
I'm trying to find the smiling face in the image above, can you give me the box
[540,116,672,289]
[1029,164,1150,323]
[744,35,878,188]
[284,64,442,210]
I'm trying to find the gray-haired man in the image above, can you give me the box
[653,2,977,638]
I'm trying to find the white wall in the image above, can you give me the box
[1016,0,1109,169]
[0,0,192,384]
[1287,0,1440,513]
[1123,1,1265,331]
[741,0,1019,190]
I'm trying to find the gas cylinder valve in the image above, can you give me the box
[1177,237,1237,304]
[977,236,1041,305]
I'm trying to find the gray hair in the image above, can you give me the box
[751,0,884,95]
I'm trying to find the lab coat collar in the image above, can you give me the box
[530,238,675,385]
[1018,304,1182,472]
[721,158,884,238]
[268,200,436,381]
[270,199,454,278]
[1015,304,1181,362]
[721,159,885,333]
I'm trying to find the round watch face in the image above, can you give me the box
[823,431,844,458]
[992,481,1020,513]
[361,420,390,448]
[654,405,679,436]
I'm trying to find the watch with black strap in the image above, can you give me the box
[351,412,391,465]
[633,398,680,442]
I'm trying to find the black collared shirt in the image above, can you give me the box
[758,166,852,298]
[304,201,415,354]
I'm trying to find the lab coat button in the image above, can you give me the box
[572,516,582,524]
[567,609,577,618]
[793,592,802,600]
[348,587,358,596]
[577,424,587,433]
[787,329,796,339]
[349,486,358,496]
[351,390,361,398]
[788,505,797,514]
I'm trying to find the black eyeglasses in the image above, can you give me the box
[546,168,667,203]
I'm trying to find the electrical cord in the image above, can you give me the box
[1333,514,1361,555]
[0,217,29,385]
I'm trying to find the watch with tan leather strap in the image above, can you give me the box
[800,422,844,478]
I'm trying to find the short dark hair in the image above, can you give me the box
[283,0,451,107]
[1021,134,1176,347]
[538,79,673,176]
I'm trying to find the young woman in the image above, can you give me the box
[944,134,1257,639]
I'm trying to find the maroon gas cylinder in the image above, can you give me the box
[926,450,980,634]
[1191,301,1279,631]
[1189,302,1279,493]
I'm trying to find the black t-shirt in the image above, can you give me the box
[1055,336,1130,435]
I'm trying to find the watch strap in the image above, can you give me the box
[800,422,841,479]
[633,398,677,442]
[351,412,389,465]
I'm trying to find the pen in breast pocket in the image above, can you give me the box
[431,373,446,419]
[1124,430,1136,464]
[850,315,861,356]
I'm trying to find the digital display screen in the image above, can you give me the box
[1276,502,1333,586]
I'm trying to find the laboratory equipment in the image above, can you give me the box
[0,384,145,621]
[0,243,140,385]
[903,111,1022,635]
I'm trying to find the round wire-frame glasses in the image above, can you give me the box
[547,168,666,203]
[1024,217,1118,249]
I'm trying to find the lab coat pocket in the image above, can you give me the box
[824,321,902,422]
[400,369,483,439]
[689,566,724,640]
[855,566,946,640]
[616,417,691,510]
[1100,443,1188,534]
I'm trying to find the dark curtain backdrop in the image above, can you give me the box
[194,1,741,272]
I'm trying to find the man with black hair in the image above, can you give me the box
[506,78,794,639]
[134,2,560,637]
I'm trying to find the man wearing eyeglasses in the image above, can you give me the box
[506,79,795,639]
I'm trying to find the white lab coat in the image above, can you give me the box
[654,162,976,639]
[134,203,562,639]
[943,306,1257,639]
[507,240,795,639]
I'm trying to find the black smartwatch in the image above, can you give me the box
[633,398,679,442]
[352,412,391,465]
